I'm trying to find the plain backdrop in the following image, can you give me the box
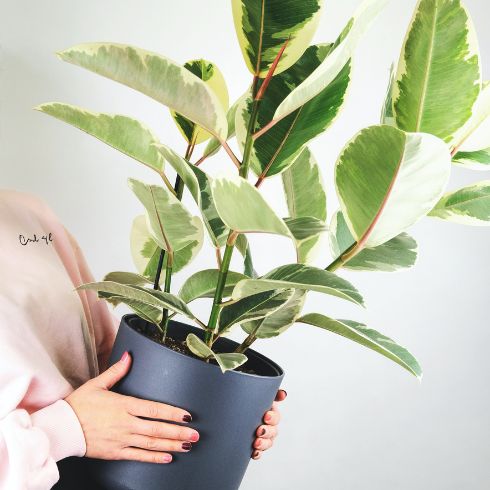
[1,1,489,489]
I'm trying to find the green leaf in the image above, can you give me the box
[233,263,364,306]
[429,181,490,225]
[336,125,450,250]
[236,45,351,178]
[130,215,203,281]
[451,82,490,155]
[218,289,295,334]
[380,64,396,126]
[102,271,153,286]
[273,0,389,123]
[179,269,249,304]
[211,175,291,237]
[36,103,165,175]
[77,281,195,319]
[298,314,422,378]
[236,234,258,278]
[330,210,418,272]
[202,97,242,160]
[231,0,324,77]
[128,179,202,254]
[242,290,306,339]
[453,148,490,170]
[282,147,327,263]
[111,297,163,325]
[58,43,228,140]
[392,0,481,142]
[284,217,327,241]
[186,334,248,373]
[171,59,229,145]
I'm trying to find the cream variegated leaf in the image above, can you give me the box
[393,0,481,142]
[232,0,324,77]
[58,43,228,140]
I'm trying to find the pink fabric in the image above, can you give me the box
[0,190,118,489]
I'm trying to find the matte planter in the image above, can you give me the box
[86,314,285,490]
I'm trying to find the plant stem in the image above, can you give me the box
[240,97,261,179]
[205,233,237,345]
[325,243,358,272]
[235,332,257,354]
[160,252,174,342]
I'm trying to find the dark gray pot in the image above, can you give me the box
[87,314,285,490]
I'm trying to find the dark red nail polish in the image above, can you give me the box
[282,389,288,398]
[182,442,192,451]
[183,414,192,423]
[253,451,260,459]
[259,428,266,436]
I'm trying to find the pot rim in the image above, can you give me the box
[122,313,285,380]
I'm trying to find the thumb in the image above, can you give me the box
[93,351,132,390]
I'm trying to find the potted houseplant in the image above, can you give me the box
[37,0,490,488]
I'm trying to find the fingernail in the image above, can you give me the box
[182,442,192,451]
[121,351,129,362]
[259,428,266,436]
[282,389,288,399]
[190,432,199,442]
[252,450,260,459]
[182,414,192,423]
[255,439,262,449]
[162,454,172,463]
[265,414,271,422]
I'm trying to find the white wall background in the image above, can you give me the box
[1,1,489,488]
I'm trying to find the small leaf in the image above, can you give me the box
[329,210,418,272]
[218,289,295,334]
[211,176,291,237]
[236,234,258,278]
[242,290,306,339]
[298,314,422,378]
[186,334,248,373]
[179,269,249,304]
[103,271,153,286]
[58,43,228,140]
[128,178,202,253]
[233,263,364,306]
[429,181,490,225]
[380,64,396,126]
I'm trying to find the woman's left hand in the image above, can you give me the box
[252,389,287,460]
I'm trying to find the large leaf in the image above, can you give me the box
[128,179,201,254]
[236,45,351,178]
[273,0,389,123]
[282,147,327,263]
[241,290,306,339]
[211,175,291,237]
[336,125,450,252]
[186,334,248,373]
[130,215,203,281]
[218,289,295,334]
[429,181,490,225]
[231,0,324,77]
[171,59,229,145]
[111,297,163,326]
[298,314,422,378]
[179,269,249,304]
[103,271,153,287]
[58,43,228,140]
[330,210,418,272]
[36,103,165,175]
[392,0,481,142]
[232,263,364,306]
[77,281,195,319]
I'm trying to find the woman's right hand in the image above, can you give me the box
[65,352,199,464]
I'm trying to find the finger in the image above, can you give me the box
[255,425,277,440]
[254,437,273,451]
[275,389,287,402]
[132,418,199,442]
[92,352,132,390]
[125,397,192,423]
[263,408,280,426]
[251,450,262,460]
[129,435,193,453]
[119,448,172,464]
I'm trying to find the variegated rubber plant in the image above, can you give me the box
[37,0,489,376]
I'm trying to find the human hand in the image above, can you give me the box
[65,352,199,464]
[252,389,287,460]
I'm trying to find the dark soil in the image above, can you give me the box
[133,322,256,374]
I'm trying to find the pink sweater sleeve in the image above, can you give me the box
[0,190,118,489]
